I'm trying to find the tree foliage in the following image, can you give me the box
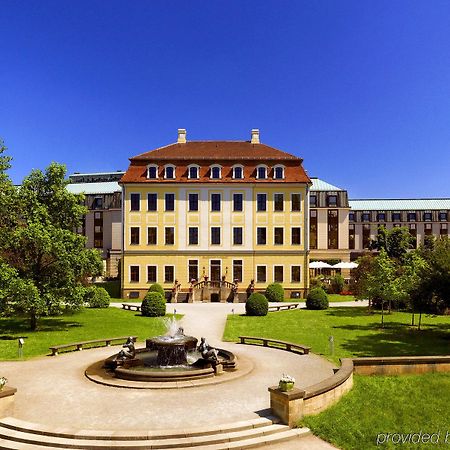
[0,147,103,329]
[370,226,413,260]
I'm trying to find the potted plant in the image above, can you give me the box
[0,377,7,391]
[278,374,295,392]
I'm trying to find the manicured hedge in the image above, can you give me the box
[265,283,284,302]
[246,293,269,316]
[306,287,329,310]
[85,286,111,308]
[147,283,165,297]
[141,291,166,317]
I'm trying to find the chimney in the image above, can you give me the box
[251,129,260,144]
[177,128,187,144]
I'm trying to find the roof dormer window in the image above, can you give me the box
[147,164,158,179]
[210,165,222,179]
[188,165,200,179]
[273,165,285,180]
[232,165,244,179]
[256,165,268,180]
[164,164,176,179]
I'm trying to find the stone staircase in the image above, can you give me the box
[0,416,311,449]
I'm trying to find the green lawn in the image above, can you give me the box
[0,308,178,360]
[327,294,357,302]
[223,307,450,363]
[302,373,450,450]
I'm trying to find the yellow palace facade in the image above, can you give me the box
[120,129,311,300]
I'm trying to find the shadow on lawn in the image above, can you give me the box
[0,316,82,335]
[333,322,450,358]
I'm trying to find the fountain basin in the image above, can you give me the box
[146,335,198,366]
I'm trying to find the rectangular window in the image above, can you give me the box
[165,166,175,179]
[233,166,243,179]
[256,266,266,283]
[362,213,370,222]
[257,167,267,179]
[291,266,301,283]
[349,212,355,222]
[188,193,198,211]
[165,193,175,211]
[147,193,157,211]
[233,193,243,211]
[440,223,448,236]
[327,195,337,207]
[130,266,139,282]
[377,212,386,222]
[392,212,401,221]
[165,227,174,245]
[211,193,221,211]
[257,227,267,245]
[274,193,284,212]
[94,225,102,233]
[310,195,317,207]
[130,227,140,245]
[423,212,432,221]
[164,266,174,283]
[130,193,140,211]
[147,266,157,283]
[188,260,198,282]
[291,227,301,245]
[256,193,267,211]
[363,224,371,249]
[233,260,243,283]
[274,266,283,283]
[291,193,301,212]
[274,227,284,245]
[147,227,157,245]
[328,209,339,249]
[211,227,221,245]
[407,212,417,222]
[93,197,103,209]
[188,227,199,245]
[425,223,433,235]
[310,210,317,249]
[409,224,417,249]
[439,211,448,221]
[349,224,355,250]
[233,227,243,245]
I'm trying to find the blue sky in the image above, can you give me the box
[1,1,449,198]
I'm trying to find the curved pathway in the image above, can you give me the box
[1,302,340,449]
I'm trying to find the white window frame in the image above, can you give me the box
[146,164,159,179]
[290,265,302,283]
[210,226,221,245]
[273,192,284,212]
[164,192,176,211]
[210,164,222,179]
[164,164,176,179]
[232,164,244,179]
[256,227,267,245]
[164,265,175,284]
[130,226,141,246]
[147,226,158,245]
[232,259,244,283]
[256,192,267,212]
[146,265,158,283]
[232,192,244,212]
[273,226,284,245]
[273,164,285,180]
[232,226,244,246]
[273,265,284,283]
[210,192,221,212]
[291,192,302,212]
[291,226,302,245]
[256,265,267,283]
[187,164,200,179]
[256,164,268,180]
[164,226,175,245]
[129,265,141,283]
[188,226,199,246]
[187,259,199,283]
[129,192,140,212]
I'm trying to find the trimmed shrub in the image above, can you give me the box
[245,293,269,316]
[306,287,329,310]
[147,283,165,297]
[330,274,345,294]
[265,283,284,302]
[85,286,110,308]
[97,280,121,298]
[141,291,166,317]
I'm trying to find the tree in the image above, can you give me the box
[370,226,413,260]
[0,152,103,329]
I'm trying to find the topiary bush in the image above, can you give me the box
[141,291,166,317]
[245,292,269,316]
[147,283,165,297]
[265,283,284,302]
[85,286,110,308]
[306,287,329,310]
[330,274,345,294]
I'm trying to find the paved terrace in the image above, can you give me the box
[1,302,348,449]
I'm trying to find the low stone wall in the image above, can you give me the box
[352,355,450,376]
[268,359,354,427]
[0,386,17,418]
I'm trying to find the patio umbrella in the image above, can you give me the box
[333,261,359,269]
[309,261,333,269]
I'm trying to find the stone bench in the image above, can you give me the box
[49,336,137,356]
[122,303,141,312]
[268,303,299,312]
[239,336,310,355]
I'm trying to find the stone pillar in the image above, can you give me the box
[268,386,306,427]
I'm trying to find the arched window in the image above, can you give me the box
[232,165,244,179]
[273,165,285,180]
[188,165,200,179]
[256,165,268,180]
[210,165,222,179]
[147,164,158,179]
[164,164,176,179]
